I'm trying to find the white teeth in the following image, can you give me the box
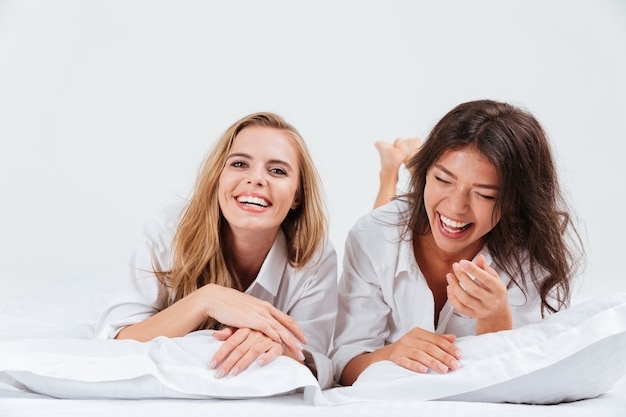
[440,214,470,233]
[236,196,269,207]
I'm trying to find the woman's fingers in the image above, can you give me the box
[205,285,306,358]
[210,327,249,369]
[242,308,304,361]
[447,257,509,318]
[415,331,462,372]
[212,326,235,341]
[265,311,305,360]
[210,328,285,378]
[270,308,307,345]
[387,328,462,374]
[406,347,458,373]
[446,272,475,316]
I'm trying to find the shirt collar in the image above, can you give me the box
[475,245,494,266]
[397,233,416,276]
[398,236,495,278]
[246,229,287,297]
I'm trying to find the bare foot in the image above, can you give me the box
[393,137,422,160]
[373,138,422,209]
[375,141,406,172]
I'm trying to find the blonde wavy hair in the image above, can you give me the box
[156,112,328,330]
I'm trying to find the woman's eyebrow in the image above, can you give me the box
[226,152,251,159]
[474,183,500,191]
[434,163,500,190]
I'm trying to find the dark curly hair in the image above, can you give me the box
[403,99,584,315]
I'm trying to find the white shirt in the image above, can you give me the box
[330,199,549,382]
[95,201,338,389]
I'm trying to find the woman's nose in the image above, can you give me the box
[247,166,267,186]
[447,188,469,212]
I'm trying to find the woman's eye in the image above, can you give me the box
[231,161,247,168]
[269,167,287,176]
[435,176,451,184]
[477,193,496,201]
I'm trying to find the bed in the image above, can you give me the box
[2,274,625,417]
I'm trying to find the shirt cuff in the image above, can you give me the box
[303,350,334,390]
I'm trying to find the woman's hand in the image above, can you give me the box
[446,254,512,334]
[340,327,462,385]
[209,327,304,378]
[200,284,306,359]
[380,327,462,374]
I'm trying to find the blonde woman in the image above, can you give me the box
[96,112,337,388]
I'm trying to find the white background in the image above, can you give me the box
[1,0,625,300]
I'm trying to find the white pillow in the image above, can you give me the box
[0,331,324,403]
[3,293,625,407]
[322,293,626,405]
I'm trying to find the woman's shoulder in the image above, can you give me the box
[137,200,188,244]
[154,200,188,223]
[344,199,411,259]
[350,199,410,236]
[303,236,337,271]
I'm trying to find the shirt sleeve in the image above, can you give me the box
[285,242,338,390]
[330,225,393,384]
[506,254,562,328]
[94,207,177,339]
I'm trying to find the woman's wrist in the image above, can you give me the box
[476,306,512,334]
[196,283,217,320]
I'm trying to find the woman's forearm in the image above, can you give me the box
[340,350,383,386]
[116,287,209,341]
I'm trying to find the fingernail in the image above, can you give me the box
[446,274,453,283]
[455,350,463,358]
[215,369,225,379]
[460,260,470,269]
[418,364,428,373]
[208,360,217,369]
[452,262,460,271]
[230,367,239,376]
[298,351,305,361]
[451,359,460,370]
[256,358,265,366]
[438,363,449,372]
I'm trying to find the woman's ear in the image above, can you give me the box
[291,191,301,210]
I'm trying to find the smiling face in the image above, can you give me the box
[217,126,301,241]
[422,146,501,260]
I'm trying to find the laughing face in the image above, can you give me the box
[217,126,301,240]
[422,146,501,259]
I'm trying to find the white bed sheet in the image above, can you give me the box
[2,381,626,417]
[2,275,625,417]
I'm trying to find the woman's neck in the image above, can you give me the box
[224,227,278,289]
[413,234,484,326]
[414,233,484,269]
